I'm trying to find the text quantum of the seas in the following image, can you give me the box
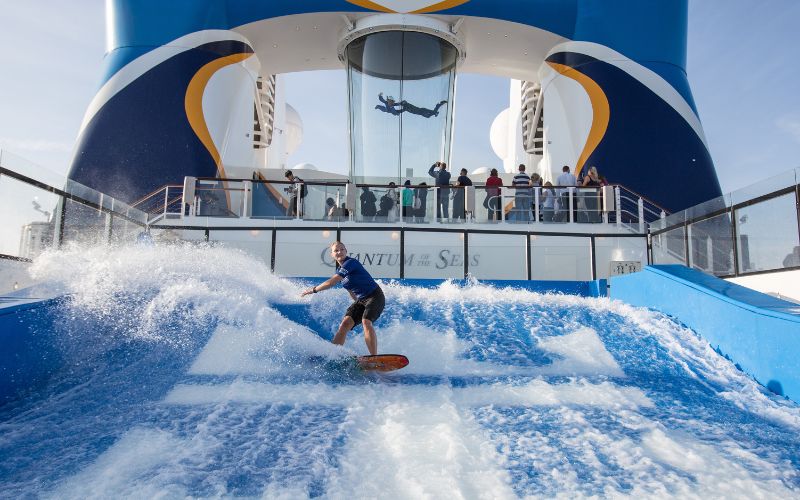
[320,248,479,270]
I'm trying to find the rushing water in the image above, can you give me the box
[1,244,799,498]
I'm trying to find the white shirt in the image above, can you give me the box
[556,172,577,196]
[556,172,577,186]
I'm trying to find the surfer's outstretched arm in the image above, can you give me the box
[301,274,342,297]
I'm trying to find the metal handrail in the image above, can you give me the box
[129,177,670,233]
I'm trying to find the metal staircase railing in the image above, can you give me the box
[132,185,184,223]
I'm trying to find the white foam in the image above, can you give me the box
[29,243,302,343]
[164,379,651,410]
[604,297,800,430]
[24,244,800,497]
[536,327,625,377]
[480,406,798,499]
[325,384,516,500]
[339,321,624,378]
[48,428,191,499]
[189,318,343,376]
[637,426,796,498]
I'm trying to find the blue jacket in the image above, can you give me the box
[428,164,451,187]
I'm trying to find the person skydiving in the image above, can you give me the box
[375,92,447,118]
[375,93,404,115]
[400,99,448,118]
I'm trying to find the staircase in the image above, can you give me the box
[253,75,277,149]
[520,81,544,155]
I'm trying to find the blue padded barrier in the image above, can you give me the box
[0,298,63,405]
[611,265,800,400]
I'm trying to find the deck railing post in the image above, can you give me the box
[568,187,574,223]
[163,187,169,218]
[638,198,645,233]
[296,184,303,221]
[433,186,439,225]
[500,187,505,222]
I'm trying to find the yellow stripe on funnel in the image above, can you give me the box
[412,0,470,14]
[345,0,396,13]
[185,52,253,178]
[546,61,610,178]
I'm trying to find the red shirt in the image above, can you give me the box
[486,175,503,196]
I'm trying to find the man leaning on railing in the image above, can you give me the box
[284,170,306,217]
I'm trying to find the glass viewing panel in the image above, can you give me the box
[468,233,527,280]
[0,175,59,258]
[209,229,272,267]
[346,31,457,185]
[403,230,463,279]
[651,227,686,265]
[594,237,648,279]
[735,193,800,272]
[688,212,734,276]
[274,230,338,278]
[531,235,592,281]
[61,199,109,248]
[340,230,401,278]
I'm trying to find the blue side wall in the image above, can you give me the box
[0,300,62,405]
[611,265,800,401]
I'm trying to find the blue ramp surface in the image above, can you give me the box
[611,264,800,400]
[1,246,799,497]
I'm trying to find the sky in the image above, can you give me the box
[0,0,798,196]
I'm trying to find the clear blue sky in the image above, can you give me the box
[0,0,798,194]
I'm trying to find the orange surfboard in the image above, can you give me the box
[356,354,409,372]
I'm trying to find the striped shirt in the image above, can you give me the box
[512,172,531,195]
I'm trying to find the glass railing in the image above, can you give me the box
[0,156,652,282]
[0,150,148,261]
[171,178,651,232]
[651,167,800,278]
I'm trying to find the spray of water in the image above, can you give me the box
[0,243,796,498]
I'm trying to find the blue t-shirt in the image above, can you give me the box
[336,257,379,299]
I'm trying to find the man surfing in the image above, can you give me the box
[301,241,385,355]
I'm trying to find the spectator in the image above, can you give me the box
[582,166,602,222]
[401,180,414,220]
[326,197,346,220]
[415,182,429,222]
[555,165,577,222]
[452,168,472,221]
[485,168,503,222]
[360,186,377,221]
[541,181,556,222]
[512,164,532,222]
[428,161,451,220]
[386,181,399,222]
[284,170,306,217]
[530,172,543,219]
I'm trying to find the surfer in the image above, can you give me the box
[301,241,385,355]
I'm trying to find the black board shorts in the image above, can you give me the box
[345,286,385,328]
